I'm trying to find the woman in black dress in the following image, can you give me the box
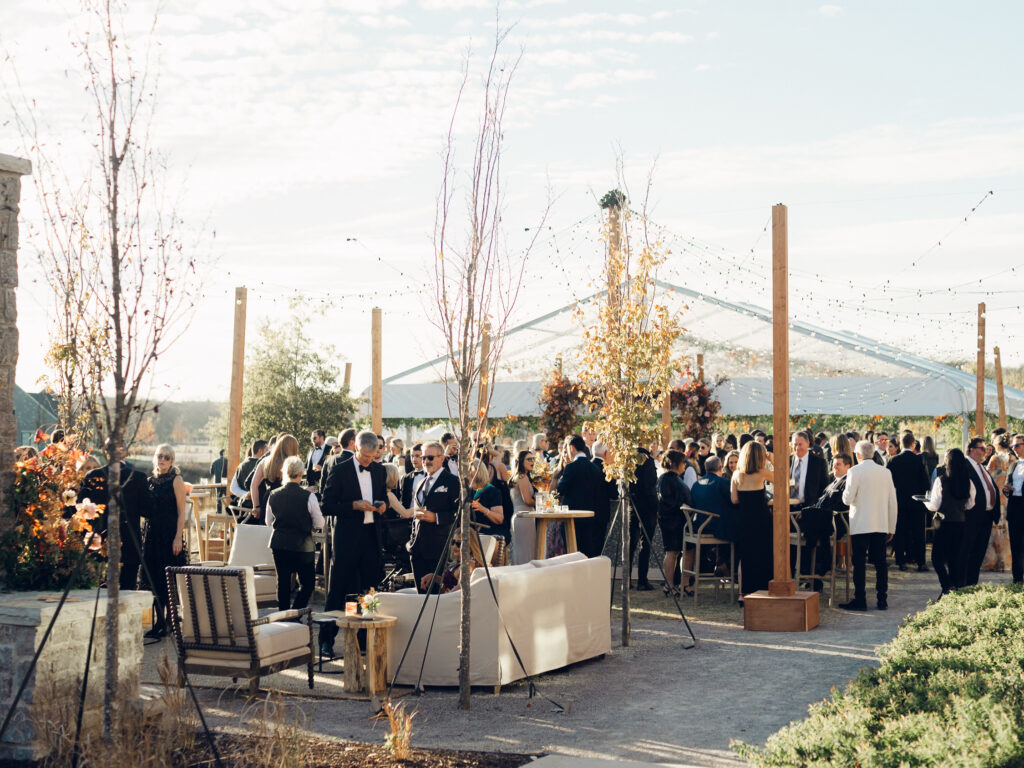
[657,449,690,597]
[144,444,187,639]
[729,441,774,597]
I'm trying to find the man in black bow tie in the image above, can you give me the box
[410,441,460,593]
[322,430,387,613]
[401,443,426,508]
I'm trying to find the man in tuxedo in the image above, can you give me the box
[888,431,931,571]
[840,441,898,611]
[963,436,1000,586]
[319,428,357,495]
[556,435,604,557]
[1005,434,1024,583]
[78,450,152,591]
[410,441,460,592]
[790,432,828,512]
[441,432,460,476]
[401,443,426,508]
[872,432,889,466]
[305,429,329,486]
[591,442,617,555]
[628,447,659,590]
[321,430,387,613]
[815,432,832,464]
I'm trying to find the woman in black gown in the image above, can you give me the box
[144,444,187,639]
[729,441,774,596]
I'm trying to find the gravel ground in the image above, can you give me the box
[142,566,1008,767]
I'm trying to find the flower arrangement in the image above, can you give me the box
[538,367,583,447]
[0,443,106,590]
[532,459,553,492]
[671,376,726,440]
[360,588,381,616]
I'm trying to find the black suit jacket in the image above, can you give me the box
[410,468,461,559]
[887,450,930,511]
[790,452,828,509]
[629,450,658,518]
[967,459,999,524]
[556,455,603,512]
[305,444,329,486]
[401,470,427,509]
[321,457,386,523]
[78,462,152,565]
[318,449,354,495]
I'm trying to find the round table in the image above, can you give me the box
[314,612,397,697]
[518,509,595,559]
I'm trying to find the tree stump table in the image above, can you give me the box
[320,612,397,698]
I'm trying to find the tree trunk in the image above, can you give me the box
[619,485,630,647]
[103,440,122,739]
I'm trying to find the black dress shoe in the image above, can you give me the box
[319,640,334,658]
[838,600,867,611]
[917,565,930,572]
[636,581,655,591]
[877,599,888,610]
[897,564,908,572]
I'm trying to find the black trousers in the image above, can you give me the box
[851,532,888,603]
[272,549,315,611]
[628,504,657,585]
[120,562,140,591]
[962,507,995,586]
[894,502,927,566]
[931,519,965,592]
[1007,496,1024,584]
[326,523,382,610]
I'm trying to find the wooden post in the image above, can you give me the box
[994,346,1007,430]
[697,353,705,385]
[344,362,352,389]
[661,391,672,446]
[976,303,985,437]
[372,307,383,434]
[227,287,247,481]
[743,204,819,632]
[477,321,491,433]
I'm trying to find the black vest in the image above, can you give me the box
[267,483,314,552]
[938,475,969,524]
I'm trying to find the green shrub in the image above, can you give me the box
[735,585,1024,767]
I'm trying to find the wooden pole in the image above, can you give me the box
[976,302,985,437]
[372,307,383,434]
[344,362,352,389]
[227,287,247,481]
[769,205,794,597]
[697,353,705,385]
[477,321,491,433]
[661,392,672,446]
[995,346,1007,430]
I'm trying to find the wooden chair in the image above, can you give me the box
[790,508,837,604]
[200,512,236,563]
[166,565,314,694]
[680,505,736,604]
[830,510,852,606]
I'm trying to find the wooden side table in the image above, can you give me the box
[519,510,595,559]
[320,612,397,698]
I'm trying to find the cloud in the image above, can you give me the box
[522,12,648,29]
[819,5,843,17]
[641,31,693,44]
[564,68,656,90]
[357,13,410,27]
[419,0,489,8]
[694,63,711,72]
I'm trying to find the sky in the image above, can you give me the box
[2,0,1023,402]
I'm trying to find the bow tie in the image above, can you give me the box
[358,464,370,472]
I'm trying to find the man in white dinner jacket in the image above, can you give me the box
[840,440,898,611]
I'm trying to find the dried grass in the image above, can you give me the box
[380,700,416,760]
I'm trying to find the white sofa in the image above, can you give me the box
[376,552,611,687]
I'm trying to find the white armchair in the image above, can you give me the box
[227,525,277,606]
[166,566,313,693]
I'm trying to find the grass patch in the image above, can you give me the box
[734,584,1024,767]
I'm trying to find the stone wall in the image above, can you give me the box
[0,153,30,536]
[0,589,151,761]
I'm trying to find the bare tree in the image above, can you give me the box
[5,0,197,736]
[431,20,549,709]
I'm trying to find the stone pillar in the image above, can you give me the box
[0,153,31,529]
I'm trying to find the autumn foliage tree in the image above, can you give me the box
[577,182,683,645]
[538,366,582,446]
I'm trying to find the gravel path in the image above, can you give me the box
[143,566,1007,767]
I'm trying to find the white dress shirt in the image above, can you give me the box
[966,456,995,510]
[355,461,375,523]
[1009,461,1024,497]
[791,453,808,503]
[924,475,976,512]
[265,487,326,529]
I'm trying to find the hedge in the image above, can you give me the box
[734,584,1024,767]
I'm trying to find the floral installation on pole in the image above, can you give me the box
[538,366,583,447]
[577,186,684,489]
[670,375,725,439]
[0,443,106,590]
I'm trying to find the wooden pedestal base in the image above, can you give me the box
[743,590,820,632]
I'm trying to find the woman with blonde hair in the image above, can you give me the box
[249,434,300,524]
[144,444,187,638]
[265,455,324,611]
[470,459,508,541]
[830,434,854,466]
[730,441,774,596]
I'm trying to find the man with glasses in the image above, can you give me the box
[1003,436,1024,583]
[963,436,1000,586]
[410,441,460,593]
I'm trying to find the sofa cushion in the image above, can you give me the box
[530,551,587,567]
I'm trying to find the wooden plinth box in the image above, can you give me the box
[743,590,820,632]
